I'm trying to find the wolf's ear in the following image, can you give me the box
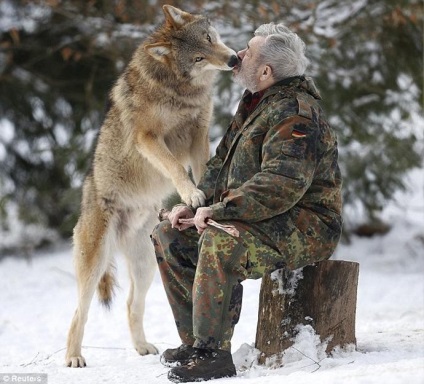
[163,5,193,29]
[145,42,172,63]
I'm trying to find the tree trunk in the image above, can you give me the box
[255,260,359,365]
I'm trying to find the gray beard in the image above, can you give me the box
[233,65,260,93]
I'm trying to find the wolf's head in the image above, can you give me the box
[145,5,237,82]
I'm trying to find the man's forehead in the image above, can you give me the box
[247,36,266,50]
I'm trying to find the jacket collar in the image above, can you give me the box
[262,76,305,99]
[239,76,304,109]
[234,76,321,130]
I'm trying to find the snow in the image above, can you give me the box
[0,0,51,33]
[1,168,423,383]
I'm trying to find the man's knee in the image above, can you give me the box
[151,220,174,262]
[152,219,172,238]
[152,221,200,266]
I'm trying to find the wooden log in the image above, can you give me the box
[255,260,359,365]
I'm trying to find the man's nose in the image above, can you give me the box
[237,49,246,60]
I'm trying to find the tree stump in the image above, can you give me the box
[255,260,359,365]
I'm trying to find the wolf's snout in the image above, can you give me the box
[227,55,238,68]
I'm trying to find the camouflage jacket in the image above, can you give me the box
[197,76,343,265]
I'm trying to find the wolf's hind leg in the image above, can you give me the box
[65,211,113,368]
[120,215,158,356]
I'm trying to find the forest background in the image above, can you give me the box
[0,0,422,254]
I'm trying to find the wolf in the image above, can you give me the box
[65,5,237,368]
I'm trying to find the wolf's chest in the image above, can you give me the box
[164,98,206,123]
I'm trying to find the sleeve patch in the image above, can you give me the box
[296,95,313,120]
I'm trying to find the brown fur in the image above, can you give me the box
[65,5,237,367]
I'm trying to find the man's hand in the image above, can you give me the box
[168,205,194,231]
[193,207,213,234]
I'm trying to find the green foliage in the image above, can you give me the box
[0,0,149,236]
[0,0,422,244]
[311,0,423,219]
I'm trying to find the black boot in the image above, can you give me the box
[168,348,236,383]
[161,344,196,367]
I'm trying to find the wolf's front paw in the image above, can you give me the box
[135,342,159,356]
[181,188,206,208]
[66,355,86,368]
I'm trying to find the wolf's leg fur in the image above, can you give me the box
[189,102,212,185]
[190,129,210,185]
[136,132,206,208]
[66,206,114,368]
[119,211,158,355]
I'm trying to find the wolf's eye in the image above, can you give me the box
[195,57,204,62]
[206,34,212,43]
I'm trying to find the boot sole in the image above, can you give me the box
[168,366,236,383]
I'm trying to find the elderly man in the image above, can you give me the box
[151,23,342,383]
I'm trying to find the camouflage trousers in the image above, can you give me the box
[151,220,284,352]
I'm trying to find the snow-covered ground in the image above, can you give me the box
[1,168,423,384]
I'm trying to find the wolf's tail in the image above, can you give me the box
[97,266,116,309]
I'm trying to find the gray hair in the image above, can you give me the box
[254,23,309,80]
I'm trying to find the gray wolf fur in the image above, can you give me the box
[65,5,237,367]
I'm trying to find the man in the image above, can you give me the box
[151,22,342,383]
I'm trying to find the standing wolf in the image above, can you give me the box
[65,5,237,368]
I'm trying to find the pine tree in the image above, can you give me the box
[0,0,150,236]
[308,0,423,223]
[0,0,422,247]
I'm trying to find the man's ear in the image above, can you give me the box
[145,42,171,63]
[260,65,273,81]
[163,5,194,29]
